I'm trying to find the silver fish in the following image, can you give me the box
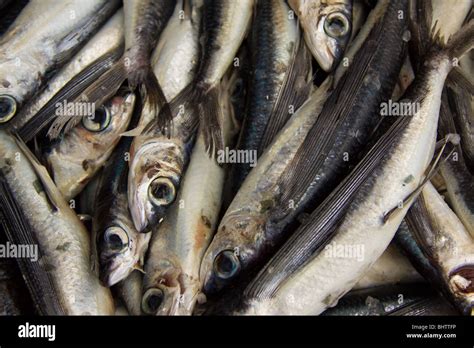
[128,0,202,233]
[44,92,136,200]
[0,130,114,315]
[239,19,474,315]
[9,9,125,141]
[141,75,238,316]
[0,0,120,124]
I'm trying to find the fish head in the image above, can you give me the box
[79,92,136,143]
[200,213,266,295]
[128,139,184,232]
[141,258,183,316]
[0,56,35,123]
[290,0,352,71]
[448,264,474,315]
[98,220,150,287]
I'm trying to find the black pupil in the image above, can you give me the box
[152,183,170,200]
[0,98,12,116]
[91,108,107,127]
[147,292,164,311]
[107,233,123,249]
[329,17,345,34]
[216,252,237,276]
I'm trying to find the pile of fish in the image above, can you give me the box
[0,0,473,316]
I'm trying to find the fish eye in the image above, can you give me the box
[148,177,176,207]
[82,106,111,132]
[324,12,350,38]
[0,95,17,123]
[142,288,165,315]
[213,250,241,280]
[104,227,129,251]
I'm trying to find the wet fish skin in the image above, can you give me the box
[200,77,333,295]
[128,0,202,233]
[141,76,237,316]
[44,92,136,200]
[201,0,408,296]
[0,130,114,315]
[114,271,143,315]
[123,0,176,111]
[406,182,474,315]
[95,136,151,287]
[229,0,300,194]
[238,19,473,314]
[289,0,352,71]
[7,10,125,140]
[322,284,429,316]
[0,0,120,124]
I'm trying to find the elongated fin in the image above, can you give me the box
[13,134,63,211]
[388,297,458,316]
[244,114,412,301]
[272,19,385,221]
[199,86,224,158]
[258,31,313,155]
[0,177,65,315]
[443,20,474,60]
[383,134,460,223]
[447,67,474,95]
[16,46,123,142]
[47,57,127,139]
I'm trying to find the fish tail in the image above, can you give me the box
[131,65,173,132]
[198,85,224,160]
[443,20,474,60]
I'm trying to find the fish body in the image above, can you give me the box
[201,0,408,295]
[229,0,301,193]
[0,0,120,124]
[9,10,125,140]
[0,130,114,314]
[115,271,143,315]
[128,0,202,233]
[141,77,237,315]
[239,20,472,314]
[406,182,474,315]
[95,136,151,287]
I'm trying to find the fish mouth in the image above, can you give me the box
[99,258,133,287]
[0,95,17,123]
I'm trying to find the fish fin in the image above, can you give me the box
[271,23,382,221]
[13,134,63,211]
[244,114,412,301]
[0,174,65,315]
[199,86,224,159]
[77,214,92,222]
[383,134,460,223]
[133,264,146,274]
[47,57,127,139]
[408,0,434,70]
[404,192,438,262]
[387,298,439,316]
[130,65,172,132]
[443,20,474,59]
[447,67,474,95]
[258,32,313,155]
[17,46,123,142]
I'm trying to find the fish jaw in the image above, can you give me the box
[291,0,352,71]
[142,258,183,316]
[128,138,184,232]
